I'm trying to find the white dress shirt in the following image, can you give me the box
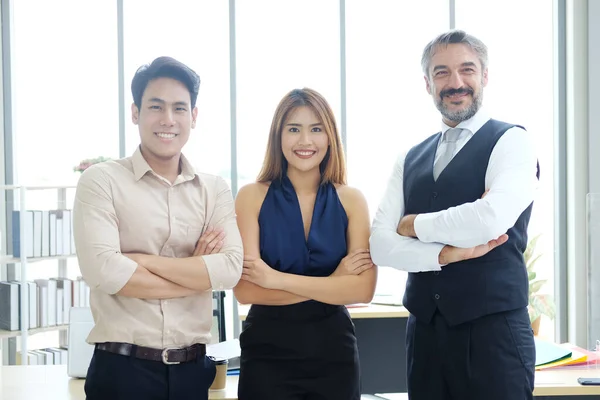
[369,108,538,273]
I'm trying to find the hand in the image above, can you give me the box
[438,234,509,265]
[193,226,226,256]
[397,214,417,237]
[332,249,374,276]
[241,256,282,289]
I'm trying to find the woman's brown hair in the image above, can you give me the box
[256,88,347,185]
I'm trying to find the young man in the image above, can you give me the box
[73,56,243,400]
[370,30,539,400]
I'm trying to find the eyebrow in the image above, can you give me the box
[432,61,478,73]
[148,97,189,107]
[286,122,323,127]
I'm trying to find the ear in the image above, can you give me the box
[482,68,489,87]
[424,75,432,95]
[131,103,139,125]
[191,107,198,129]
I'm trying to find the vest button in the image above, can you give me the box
[432,192,438,198]
[434,271,439,275]
[434,294,440,300]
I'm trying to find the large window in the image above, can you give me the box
[346,0,449,217]
[123,0,231,183]
[235,0,341,189]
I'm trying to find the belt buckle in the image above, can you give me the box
[161,348,180,365]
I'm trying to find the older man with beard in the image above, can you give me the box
[370,30,539,400]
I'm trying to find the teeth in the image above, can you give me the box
[295,151,315,156]
[156,133,176,139]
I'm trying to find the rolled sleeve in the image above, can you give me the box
[202,177,243,290]
[73,165,138,295]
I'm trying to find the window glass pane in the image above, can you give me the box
[236,0,340,189]
[12,1,118,187]
[456,0,555,339]
[123,0,231,183]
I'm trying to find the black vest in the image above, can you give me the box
[402,119,539,326]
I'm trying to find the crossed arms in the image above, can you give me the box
[233,183,378,306]
[72,167,243,300]
[369,127,538,272]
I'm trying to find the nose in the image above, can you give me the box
[298,129,312,145]
[448,70,464,89]
[160,109,175,126]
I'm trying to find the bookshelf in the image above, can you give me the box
[0,185,78,366]
[0,325,69,340]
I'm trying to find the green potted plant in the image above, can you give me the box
[525,234,556,335]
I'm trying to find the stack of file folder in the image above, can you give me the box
[535,338,598,370]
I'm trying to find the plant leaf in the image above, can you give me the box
[529,279,547,294]
[530,294,556,320]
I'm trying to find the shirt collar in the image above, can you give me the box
[132,146,198,183]
[440,106,491,139]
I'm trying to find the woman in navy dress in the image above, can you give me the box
[233,88,377,400]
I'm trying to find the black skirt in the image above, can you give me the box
[238,300,361,400]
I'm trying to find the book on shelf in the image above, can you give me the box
[0,277,90,332]
[16,347,69,366]
[12,209,75,258]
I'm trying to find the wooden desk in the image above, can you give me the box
[0,365,239,400]
[2,365,600,399]
[534,368,600,398]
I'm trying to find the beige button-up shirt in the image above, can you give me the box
[73,147,243,348]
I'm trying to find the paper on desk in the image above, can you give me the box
[207,339,241,361]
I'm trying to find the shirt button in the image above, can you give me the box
[163,300,168,305]
[434,294,440,300]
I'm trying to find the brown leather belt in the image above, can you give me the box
[96,342,206,365]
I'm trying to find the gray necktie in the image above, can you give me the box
[433,128,463,181]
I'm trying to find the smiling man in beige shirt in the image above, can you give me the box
[73,56,243,400]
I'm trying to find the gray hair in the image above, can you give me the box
[421,30,488,78]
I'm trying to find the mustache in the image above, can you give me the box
[440,87,474,98]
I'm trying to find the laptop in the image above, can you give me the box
[67,307,95,378]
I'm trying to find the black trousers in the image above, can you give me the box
[238,301,361,400]
[84,344,216,400]
[406,307,535,400]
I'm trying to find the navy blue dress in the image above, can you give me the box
[237,175,361,400]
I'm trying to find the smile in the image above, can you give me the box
[155,132,178,140]
[294,150,317,159]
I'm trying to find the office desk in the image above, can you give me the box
[534,368,600,398]
[239,303,410,394]
[2,365,599,399]
[0,365,239,400]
